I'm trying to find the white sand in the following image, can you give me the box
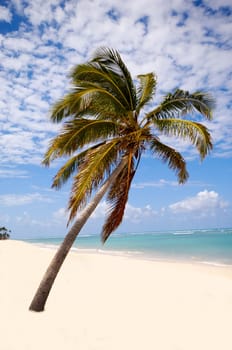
[1,240,232,350]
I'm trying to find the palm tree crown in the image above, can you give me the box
[44,47,215,242]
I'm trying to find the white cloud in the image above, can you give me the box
[53,207,68,222]
[3,37,35,52]
[124,203,158,223]
[0,193,53,206]
[169,190,229,215]
[0,168,29,178]
[203,0,232,9]
[15,211,53,229]
[132,179,179,189]
[90,201,157,223]
[132,179,210,189]
[0,6,12,23]
[90,201,109,219]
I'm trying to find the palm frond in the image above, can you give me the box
[42,119,118,164]
[71,63,132,112]
[50,92,80,123]
[136,73,157,113]
[68,140,120,223]
[153,119,213,159]
[51,153,86,190]
[50,83,127,123]
[147,90,215,121]
[101,155,135,243]
[79,85,128,118]
[91,47,137,110]
[51,142,106,189]
[71,63,128,105]
[150,137,189,183]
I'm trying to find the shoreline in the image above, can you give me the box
[1,240,232,349]
[20,238,232,269]
[18,228,232,267]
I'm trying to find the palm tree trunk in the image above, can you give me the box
[29,159,126,312]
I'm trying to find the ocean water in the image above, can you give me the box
[24,227,232,266]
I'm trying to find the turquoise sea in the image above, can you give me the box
[24,227,232,266]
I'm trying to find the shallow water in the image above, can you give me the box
[23,227,232,266]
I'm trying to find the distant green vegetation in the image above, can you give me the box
[0,227,11,240]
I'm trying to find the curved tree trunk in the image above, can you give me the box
[29,159,126,312]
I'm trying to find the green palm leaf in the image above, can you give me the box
[150,137,189,183]
[43,119,118,164]
[147,90,215,121]
[71,63,129,106]
[51,143,106,189]
[71,62,133,112]
[136,73,157,113]
[68,140,120,223]
[51,84,127,123]
[51,153,86,190]
[153,119,213,159]
[91,47,137,110]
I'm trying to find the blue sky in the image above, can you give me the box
[0,0,232,239]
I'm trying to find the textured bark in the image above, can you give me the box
[29,159,126,312]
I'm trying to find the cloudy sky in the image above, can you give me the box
[0,0,232,239]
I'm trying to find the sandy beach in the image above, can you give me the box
[1,240,232,349]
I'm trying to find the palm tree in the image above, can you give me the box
[0,227,10,240]
[29,48,215,312]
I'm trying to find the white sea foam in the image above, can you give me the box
[71,247,142,258]
[36,243,59,251]
[172,231,194,235]
[199,260,231,267]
